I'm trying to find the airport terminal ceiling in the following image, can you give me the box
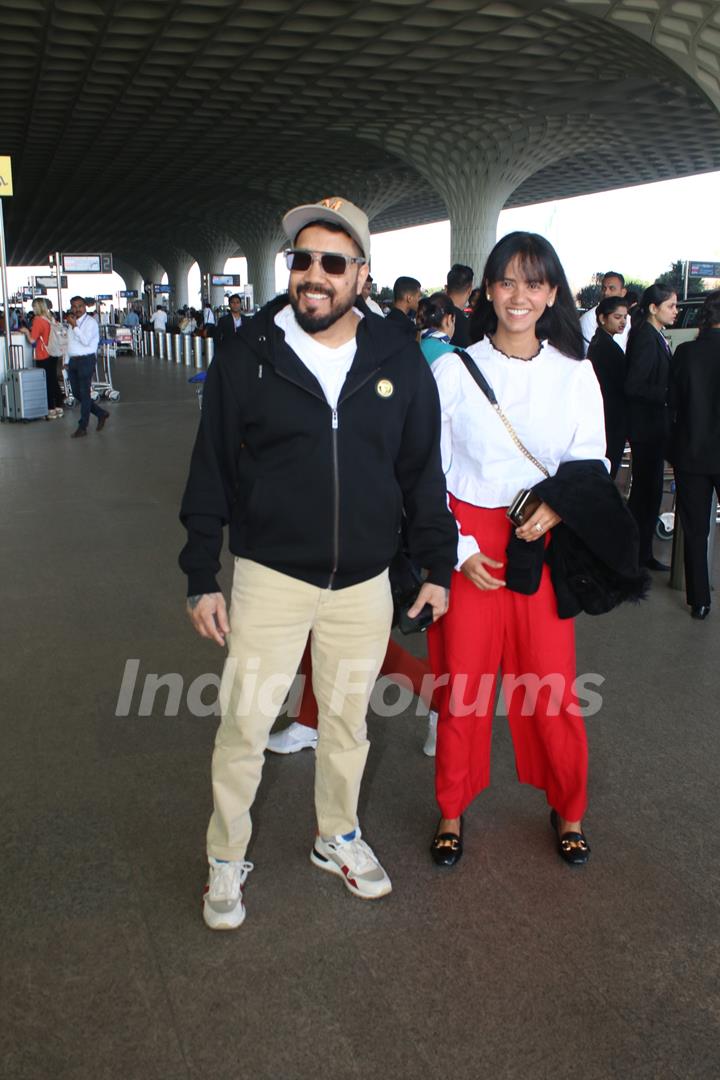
[2,0,720,269]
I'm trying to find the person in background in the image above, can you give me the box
[66,295,108,438]
[446,263,474,347]
[587,295,630,478]
[19,298,64,418]
[417,292,457,366]
[202,299,216,336]
[625,283,678,571]
[179,309,197,335]
[580,272,629,356]
[386,276,422,334]
[668,290,720,619]
[360,274,385,317]
[215,294,244,347]
[123,308,140,327]
[466,287,483,315]
[151,306,168,332]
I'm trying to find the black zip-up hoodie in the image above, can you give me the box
[179,295,457,596]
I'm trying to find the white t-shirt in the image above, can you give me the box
[151,310,167,331]
[432,337,608,568]
[274,304,361,410]
[580,305,630,356]
[203,306,216,325]
[366,297,385,317]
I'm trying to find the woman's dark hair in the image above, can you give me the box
[628,282,676,346]
[699,290,720,334]
[468,232,583,359]
[416,291,455,331]
[596,295,630,321]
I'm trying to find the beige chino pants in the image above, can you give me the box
[207,558,393,861]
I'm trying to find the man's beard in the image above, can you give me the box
[290,284,356,334]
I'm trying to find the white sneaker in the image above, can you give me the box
[423,710,438,757]
[202,857,253,930]
[310,830,392,899]
[266,721,318,754]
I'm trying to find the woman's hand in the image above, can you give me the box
[461,551,506,590]
[515,501,561,542]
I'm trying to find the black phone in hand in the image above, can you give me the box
[398,602,433,635]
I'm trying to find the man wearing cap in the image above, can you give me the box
[179,196,457,929]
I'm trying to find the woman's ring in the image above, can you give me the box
[535,522,543,532]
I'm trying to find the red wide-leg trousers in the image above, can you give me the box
[427,500,588,822]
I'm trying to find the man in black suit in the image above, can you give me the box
[386,276,421,334]
[446,263,474,347]
[215,294,244,347]
[669,290,720,618]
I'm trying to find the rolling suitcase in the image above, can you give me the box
[1,368,47,421]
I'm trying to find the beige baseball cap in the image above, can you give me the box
[282,196,370,261]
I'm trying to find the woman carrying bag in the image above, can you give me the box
[20,298,64,418]
[428,232,642,870]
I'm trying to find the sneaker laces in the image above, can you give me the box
[209,859,253,901]
[335,837,378,875]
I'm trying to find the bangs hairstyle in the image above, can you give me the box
[469,232,583,359]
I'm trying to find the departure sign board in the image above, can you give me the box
[61,253,113,274]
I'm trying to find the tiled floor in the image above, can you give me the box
[2,353,718,1080]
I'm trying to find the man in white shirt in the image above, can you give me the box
[151,306,168,332]
[66,295,107,438]
[180,195,456,929]
[579,271,630,356]
[202,300,216,328]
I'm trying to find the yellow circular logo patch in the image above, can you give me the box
[376,379,394,399]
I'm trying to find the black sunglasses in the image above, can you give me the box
[285,249,366,276]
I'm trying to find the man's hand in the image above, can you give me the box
[461,551,506,591]
[186,592,230,646]
[66,314,77,327]
[515,501,562,543]
[407,582,449,623]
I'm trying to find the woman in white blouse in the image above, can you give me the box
[428,232,607,869]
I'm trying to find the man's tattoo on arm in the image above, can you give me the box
[187,595,205,609]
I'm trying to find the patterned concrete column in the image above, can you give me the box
[112,257,144,300]
[240,228,286,307]
[158,249,194,310]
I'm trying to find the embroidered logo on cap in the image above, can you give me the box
[375,379,394,398]
[320,197,344,211]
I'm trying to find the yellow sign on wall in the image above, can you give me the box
[0,157,13,197]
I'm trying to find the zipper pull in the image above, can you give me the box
[331,408,338,430]
[258,363,263,378]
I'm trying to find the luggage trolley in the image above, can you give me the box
[94,337,121,402]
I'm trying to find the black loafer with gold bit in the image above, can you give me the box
[430,817,464,868]
[550,809,590,866]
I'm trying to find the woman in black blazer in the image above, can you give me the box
[669,291,720,618]
[588,296,630,478]
[625,284,678,571]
